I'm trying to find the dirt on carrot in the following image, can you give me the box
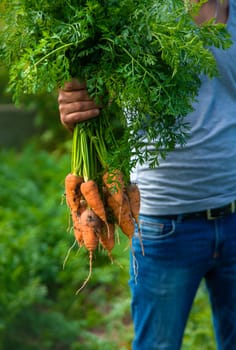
[65,173,86,245]
[103,169,124,207]
[71,212,83,246]
[106,190,135,240]
[76,208,101,294]
[65,173,84,213]
[99,222,115,261]
[80,179,108,223]
[118,193,135,240]
[126,183,144,255]
[126,183,140,225]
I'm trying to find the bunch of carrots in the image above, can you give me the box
[64,110,143,293]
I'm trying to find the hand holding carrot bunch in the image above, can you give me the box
[58,79,101,131]
[60,80,142,293]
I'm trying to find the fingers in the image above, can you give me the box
[59,102,100,131]
[58,79,100,131]
[62,78,87,92]
[58,88,95,104]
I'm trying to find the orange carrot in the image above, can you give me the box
[65,173,85,245]
[71,211,83,246]
[80,179,108,224]
[76,208,101,294]
[65,173,84,214]
[103,169,126,227]
[81,208,100,251]
[107,191,134,240]
[99,222,115,261]
[126,183,140,225]
[106,193,121,224]
[103,169,124,207]
[126,183,144,256]
[118,194,135,240]
[68,199,87,246]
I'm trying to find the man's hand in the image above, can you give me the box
[58,79,100,131]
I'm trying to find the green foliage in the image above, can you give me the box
[0,67,12,104]
[0,0,232,170]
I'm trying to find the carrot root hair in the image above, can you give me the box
[63,239,77,270]
[75,250,93,294]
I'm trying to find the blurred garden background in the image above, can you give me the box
[0,63,216,349]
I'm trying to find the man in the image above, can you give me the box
[58,1,236,349]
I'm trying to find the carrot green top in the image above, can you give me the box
[0,0,232,174]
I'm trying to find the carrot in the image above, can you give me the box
[103,169,126,227]
[106,193,120,223]
[65,173,86,246]
[80,179,108,224]
[76,208,101,294]
[72,200,87,243]
[67,199,87,247]
[103,169,124,207]
[65,173,84,214]
[119,194,135,240]
[71,211,83,246]
[99,222,115,261]
[126,183,140,225]
[126,183,144,256]
[107,192,134,240]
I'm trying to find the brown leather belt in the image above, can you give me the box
[160,201,236,221]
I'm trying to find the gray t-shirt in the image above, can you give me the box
[132,1,236,215]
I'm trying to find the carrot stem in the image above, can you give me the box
[72,124,84,175]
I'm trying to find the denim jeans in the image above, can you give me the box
[129,213,236,350]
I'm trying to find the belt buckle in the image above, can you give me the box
[206,209,219,220]
[206,201,235,220]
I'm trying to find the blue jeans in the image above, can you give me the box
[129,213,236,350]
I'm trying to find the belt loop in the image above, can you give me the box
[176,214,183,223]
[231,201,235,213]
[206,209,214,220]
